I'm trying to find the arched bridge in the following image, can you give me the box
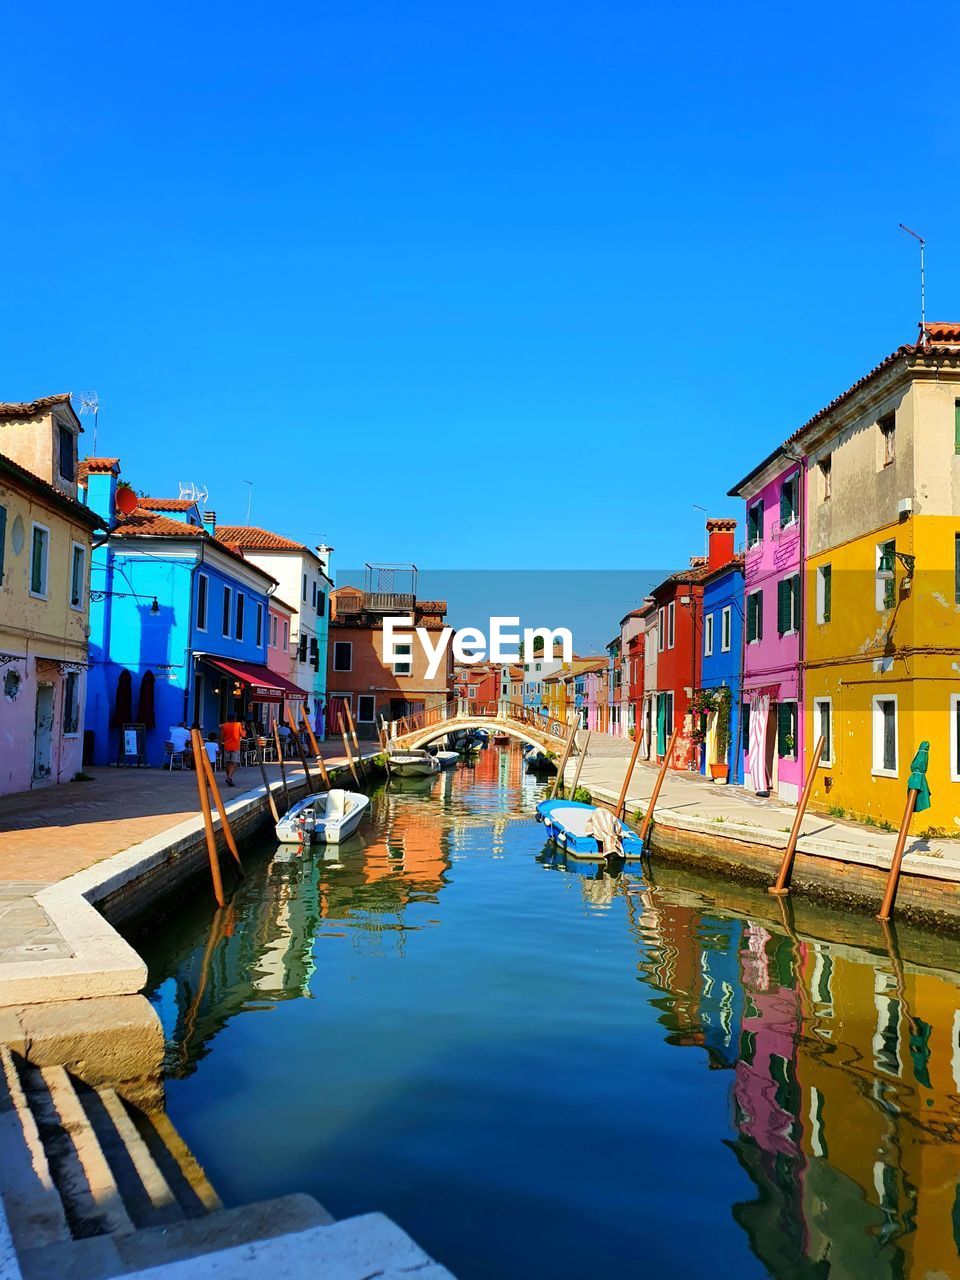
[388,699,579,756]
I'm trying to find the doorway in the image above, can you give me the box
[33,683,55,783]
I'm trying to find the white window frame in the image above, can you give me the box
[721,605,732,652]
[62,669,81,737]
[781,472,799,528]
[871,694,899,778]
[747,590,762,644]
[657,607,666,653]
[255,601,263,648]
[196,572,209,632]
[747,499,763,547]
[814,696,833,767]
[282,620,289,650]
[951,694,960,783]
[704,612,714,657]
[235,591,245,642]
[357,694,376,723]
[333,640,352,673]
[29,522,50,599]
[876,540,896,612]
[393,642,412,677]
[222,585,232,637]
[667,601,675,649]
[816,564,831,624]
[69,541,86,611]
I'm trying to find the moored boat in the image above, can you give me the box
[524,747,555,771]
[276,789,370,845]
[535,799,644,859]
[386,748,441,778]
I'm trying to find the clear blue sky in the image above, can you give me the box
[5,1,959,575]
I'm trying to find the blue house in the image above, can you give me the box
[699,556,744,784]
[82,459,300,767]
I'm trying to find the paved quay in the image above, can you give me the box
[565,734,960,897]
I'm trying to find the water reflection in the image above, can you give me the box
[144,745,960,1278]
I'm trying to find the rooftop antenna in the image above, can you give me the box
[178,481,209,507]
[693,503,708,558]
[77,391,99,454]
[243,480,253,525]
[898,223,926,344]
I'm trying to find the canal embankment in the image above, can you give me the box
[567,735,960,930]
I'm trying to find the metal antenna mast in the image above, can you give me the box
[78,391,99,453]
[243,480,253,525]
[898,223,927,344]
[693,503,708,559]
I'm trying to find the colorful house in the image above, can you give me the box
[791,323,960,829]
[0,395,100,794]
[639,599,658,758]
[454,661,499,707]
[215,525,332,734]
[698,552,744,784]
[83,462,302,767]
[728,457,805,802]
[619,607,646,739]
[649,519,737,770]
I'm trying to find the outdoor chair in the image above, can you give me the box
[163,741,187,771]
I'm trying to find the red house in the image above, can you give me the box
[454,662,499,708]
[649,519,737,770]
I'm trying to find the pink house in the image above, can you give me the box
[265,596,296,726]
[729,451,805,803]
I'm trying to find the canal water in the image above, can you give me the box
[142,746,960,1279]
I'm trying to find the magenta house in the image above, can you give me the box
[728,448,805,803]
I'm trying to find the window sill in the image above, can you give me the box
[29,591,49,601]
[63,732,80,740]
[818,759,833,769]
[871,768,899,780]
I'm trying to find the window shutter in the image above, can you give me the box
[777,703,791,755]
[0,504,6,585]
[777,580,787,634]
[780,485,789,526]
[791,575,800,629]
[299,635,308,663]
[823,566,831,621]
[878,543,895,574]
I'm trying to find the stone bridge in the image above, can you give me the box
[388,698,578,757]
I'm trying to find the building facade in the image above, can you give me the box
[698,554,744,784]
[0,396,99,794]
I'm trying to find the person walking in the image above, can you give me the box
[220,713,243,787]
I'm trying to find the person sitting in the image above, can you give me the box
[204,733,220,768]
[169,722,191,753]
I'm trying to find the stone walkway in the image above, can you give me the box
[565,736,960,865]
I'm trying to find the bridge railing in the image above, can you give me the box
[390,696,575,746]
[391,699,457,739]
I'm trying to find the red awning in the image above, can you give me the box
[201,656,309,703]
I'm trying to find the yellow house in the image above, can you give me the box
[795,324,960,829]
[0,395,100,794]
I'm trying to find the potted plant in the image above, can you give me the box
[709,686,732,783]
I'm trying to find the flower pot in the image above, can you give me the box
[709,763,729,783]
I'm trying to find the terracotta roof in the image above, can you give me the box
[0,394,73,419]
[922,321,960,343]
[705,517,737,532]
[701,551,745,586]
[214,525,309,554]
[0,454,101,529]
[416,600,447,613]
[77,457,120,486]
[141,497,196,512]
[109,513,278,584]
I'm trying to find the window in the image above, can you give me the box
[872,696,898,776]
[667,601,675,649]
[30,523,49,597]
[741,702,751,753]
[746,590,763,643]
[302,573,307,602]
[657,607,666,652]
[721,605,732,652]
[955,400,960,455]
[298,634,308,663]
[357,694,376,722]
[333,641,352,672]
[951,694,960,782]
[317,590,325,616]
[282,621,288,650]
[196,573,208,631]
[222,585,231,635]
[0,503,6,586]
[777,701,797,758]
[69,543,86,610]
[311,581,317,608]
[814,697,832,765]
[58,424,75,482]
[255,602,263,648]
[816,564,832,623]
[63,671,80,735]
[879,412,896,466]
[235,592,245,641]
[309,637,319,670]
[819,455,832,501]
[270,614,277,647]
[467,685,477,698]
[704,612,714,657]
[955,534,960,606]
[747,500,763,547]
[780,474,799,528]
[777,574,800,635]
[876,540,896,611]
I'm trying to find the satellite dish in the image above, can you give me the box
[115,486,139,517]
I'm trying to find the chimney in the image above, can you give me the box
[203,510,217,536]
[82,458,121,524]
[705,518,736,569]
[316,543,334,578]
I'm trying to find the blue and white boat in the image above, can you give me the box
[524,746,554,771]
[536,799,644,859]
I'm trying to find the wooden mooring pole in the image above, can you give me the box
[615,724,646,820]
[247,722,279,824]
[638,727,680,849]
[769,735,825,896]
[344,700,361,753]
[341,730,363,790]
[191,728,225,907]
[272,723,291,810]
[197,743,244,875]
[549,720,581,800]
[285,702,319,793]
[298,704,331,789]
[877,789,920,923]
[567,731,590,799]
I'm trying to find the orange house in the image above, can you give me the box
[326,587,453,737]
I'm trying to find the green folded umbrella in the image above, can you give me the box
[907,741,931,813]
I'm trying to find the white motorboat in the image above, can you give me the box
[386,748,441,778]
[432,750,459,769]
[275,789,370,845]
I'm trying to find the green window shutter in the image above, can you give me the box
[747,593,758,642]
[780,485,788,526]
[777,703,795,756]
[791,575,800,629]
[878,543,895,573]
[823,565,831,621]
[30,527,43,593]
[777,580,788,635]
[0,504,6,586]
